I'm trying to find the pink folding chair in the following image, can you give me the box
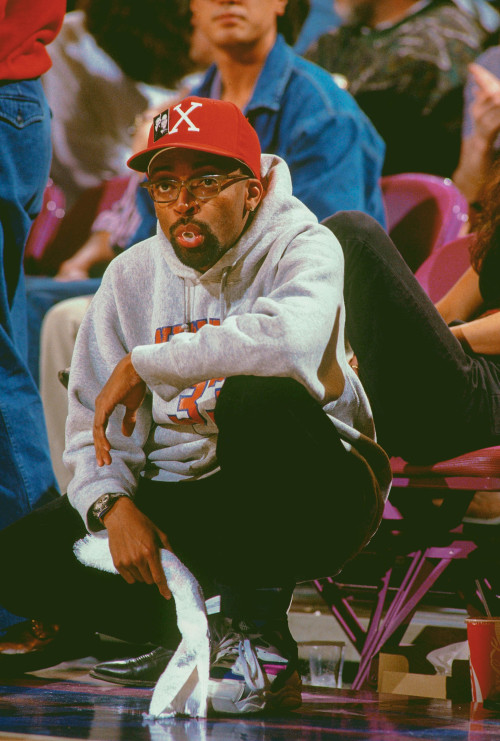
[315,456,500,690]
[381,173,469,272]
[414,232,476,301]
[24,180,66,273]
[314,232,500,690]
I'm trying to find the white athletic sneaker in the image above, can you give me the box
[207,618,302,714]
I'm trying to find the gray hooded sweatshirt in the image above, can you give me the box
[65,154,392,529]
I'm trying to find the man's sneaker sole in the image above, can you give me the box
[208,669,302,714]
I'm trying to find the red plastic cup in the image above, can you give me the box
[466,617,500,703]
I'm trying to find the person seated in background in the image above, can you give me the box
[305,0,495,177]
[191,0,386,224]
[123,0,386,229]
[453,48,500,209]
[324,158,500,468]
[0,97,391,711]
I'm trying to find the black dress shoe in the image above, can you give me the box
[0,620,96,676]
[90,645,174,687]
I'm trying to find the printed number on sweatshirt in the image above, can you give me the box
[155,318,224,426]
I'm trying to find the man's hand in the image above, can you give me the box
[55,231,114,282]
[102,496,172,600]
[54,261,90,282]
[93,353,146,466]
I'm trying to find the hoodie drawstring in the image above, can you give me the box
[219,268,230,323]
[182,268,230,330]
[182,281,192,332]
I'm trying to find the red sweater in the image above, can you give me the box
[0,0,65,80]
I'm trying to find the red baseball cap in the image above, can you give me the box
[127,96,261,178]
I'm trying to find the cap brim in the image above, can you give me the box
[127,142,260,178]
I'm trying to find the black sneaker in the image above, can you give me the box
[207,616,302,714]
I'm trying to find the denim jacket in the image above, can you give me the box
[194,34,386,225]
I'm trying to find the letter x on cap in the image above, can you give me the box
[127,96,261,179]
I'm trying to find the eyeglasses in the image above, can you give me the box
[140,173,251,204]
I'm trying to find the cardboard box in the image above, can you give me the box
[378,653,471,701]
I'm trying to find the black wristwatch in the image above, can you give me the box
[88,493,126,532]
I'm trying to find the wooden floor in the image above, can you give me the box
[0,657,499,740]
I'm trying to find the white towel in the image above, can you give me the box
[73,533,209,718]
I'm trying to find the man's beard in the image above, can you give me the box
[169,218,226,272]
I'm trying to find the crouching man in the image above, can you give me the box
[0,97,391,713]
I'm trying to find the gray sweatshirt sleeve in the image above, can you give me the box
[64,270,152,528]
[131,229,346,405]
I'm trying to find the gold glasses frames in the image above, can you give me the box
[140,173,251,204]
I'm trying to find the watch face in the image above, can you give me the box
[93,493,123,521]
[94,494,111,517]
[89,494,123,532]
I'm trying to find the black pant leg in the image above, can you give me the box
[215,375,382,582]
[0,495,180,648]
[0,375,381,642]
[140,376,382,588]
[323,210,490,462]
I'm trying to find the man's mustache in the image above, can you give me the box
[171,217,204,229]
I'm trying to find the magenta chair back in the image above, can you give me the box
[24,180,66,273]
[381,173,469,272]
[414,232,476,302]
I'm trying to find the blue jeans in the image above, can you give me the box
[0,79,59,630]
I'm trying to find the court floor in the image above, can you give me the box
[0,657,499,741]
